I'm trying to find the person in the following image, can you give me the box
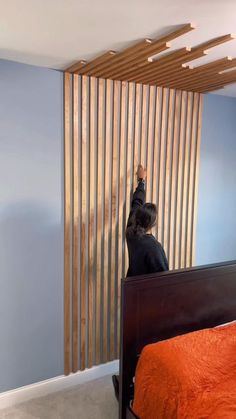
[112,165,169,401]
[126,164,169,277]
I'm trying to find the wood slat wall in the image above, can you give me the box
[64,74,203,373]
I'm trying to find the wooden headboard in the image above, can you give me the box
[119,261,236,419]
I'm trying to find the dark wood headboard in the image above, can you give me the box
[119,261,236,419]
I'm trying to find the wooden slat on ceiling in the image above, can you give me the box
[65,24,236,93]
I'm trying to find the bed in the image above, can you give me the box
[118,261,236,419]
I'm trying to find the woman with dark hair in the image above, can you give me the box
[126,164,169,277]
[112,165,169,400]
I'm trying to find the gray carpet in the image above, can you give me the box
[0,375,118,419]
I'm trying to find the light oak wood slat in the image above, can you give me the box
[127,48,191,82]
[72,74,79,372]
[107,23,195,80]
[114,82,121,358]
[78,51,117,75]
[93,23,194,77]
[100,79,106,362]
[146,86,156,202]
[191,95,203,265]
[80,75,87,370]
[103,79,112,362]
[64,72,71,376]
[175,91,187,269]
[124,83,135,275]
[66,60,86,74]
[186,93,199,267]
[163,89,175,262]
[198,79,236,93]
[193,34,235,52]
[159,23,195,43]
[188,56,233,71]
[169,91,181,269]
[152,87,162,208]
[200,81,236,93]
[88,77,96,367]
[158,88,169,246]
[167,57,234,86]
[138,50,208,84]
[133,84,141,185]
[117,82,127,351]
[95,79,104,365]
[161,60,233,89]
[110,80,119,360]
[190,70,236,92]
[149,66,190,86]
[135,55,205,85]
[181,92,193,268]
[140,85,149,167]
[110,81,121,359]
[174,66,236,90]
[92,40,152,76]
[105,43,170,79]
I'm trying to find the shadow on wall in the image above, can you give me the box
[0,202,64,392]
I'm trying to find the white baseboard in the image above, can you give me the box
[0,360,119,410]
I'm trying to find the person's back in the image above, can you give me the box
[127,233,168,277]
[126,164,169,277]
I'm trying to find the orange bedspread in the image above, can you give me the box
[133,322,236,419]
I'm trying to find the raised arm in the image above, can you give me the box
[127,165,146,229]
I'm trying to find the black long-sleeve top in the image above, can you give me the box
[126,181,169,277]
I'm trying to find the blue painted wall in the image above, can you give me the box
[0,60,64,392]
[196,93,236,265]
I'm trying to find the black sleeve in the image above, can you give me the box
[146,243,169,273]
[127,181,146,229]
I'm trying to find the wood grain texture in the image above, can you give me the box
[64,72,71,375]
[95,79,104,364]
[65,75,203,371]
[88,77,96,367]
[72,74,79,372]
[80,76,87,370]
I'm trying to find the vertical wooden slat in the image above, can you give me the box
[110,81,119,360]
[140,85,149,167]
[191,94,203,266]
[117,81,127,351]
[163,89,175,261]
[88,77,95,367]
[133,84,142,186]
[103,79,112,361]
[107,81,114,359]
[186,93,199,267]
[181,91,193,268]
[152,87,162,213]
[158,88,169,246]
[175,91,187,269]
[64,72,71,375]
[100,79,106,362]
[80,75,87,370]
[115,82,121,358]
[169,90,181,269]
[72,74,79,372]
[122,84,129,279]
[96,79,104,364]
[146,86,156,202]
[124,83,134,274]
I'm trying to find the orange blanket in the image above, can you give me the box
[133,322,236,419]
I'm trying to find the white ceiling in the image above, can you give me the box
[1,0,236,95]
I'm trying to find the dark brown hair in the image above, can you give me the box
[127,203,157,237]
